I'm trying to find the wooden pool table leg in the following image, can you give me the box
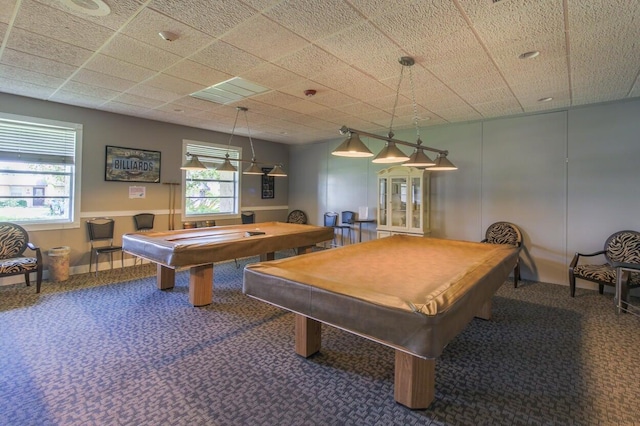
[189,264,213,307]
[260,252,275,261]
[157,264,176,290]
[295,314,321,357]
[476,299,492,320]
[394,350,435,409]
[296,245,313,255]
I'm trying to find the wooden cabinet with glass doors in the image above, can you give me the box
[376,166,430,238]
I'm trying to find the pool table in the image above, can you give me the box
[243,234,519,409]
[123,221,334,306]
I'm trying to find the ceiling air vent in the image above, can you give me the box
[190,77,270,105]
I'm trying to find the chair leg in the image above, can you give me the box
[569,273,576,297]
[598,284,604,294]
[621,285,629,311]
[514,262,520,288]
[24,272,30,287]
[36,267,42,293]
[121,252,124,271]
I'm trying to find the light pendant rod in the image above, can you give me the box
[184,152,282,168]
[238,106,264,175]
[182,152,287,176]
[339,126,448,156]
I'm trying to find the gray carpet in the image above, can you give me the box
[1,257,639,426]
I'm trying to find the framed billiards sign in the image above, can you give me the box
[105,145,161,183]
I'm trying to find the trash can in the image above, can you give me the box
[48,246,70,282]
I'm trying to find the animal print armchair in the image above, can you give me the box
[481,222,523,288]
[569,230,640,306]
[0,222,43,293]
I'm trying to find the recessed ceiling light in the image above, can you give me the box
[61,0,110,16]
[519,51,540,60]
[538,97,553,102]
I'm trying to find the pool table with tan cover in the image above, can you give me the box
[243,234,519,408]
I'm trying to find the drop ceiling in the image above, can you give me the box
[0,0,638,145]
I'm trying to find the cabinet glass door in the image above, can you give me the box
[411,177,421,229]
[378,178,387,227]
[391,177,407,227]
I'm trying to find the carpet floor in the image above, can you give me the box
[1,256,639,425]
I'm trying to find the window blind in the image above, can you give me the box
[186,142,240,167]
[0,118,76,164]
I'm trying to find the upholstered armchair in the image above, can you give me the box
[287,210,307,224]
[569,230,640,307]
[481,222,523,288]
[0,222,43,293]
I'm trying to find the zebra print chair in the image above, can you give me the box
[0,222,43,293]
[569,230,640,306]
[481,222,522,288]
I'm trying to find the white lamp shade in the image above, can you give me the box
[402,148,435,167]
[372,142,410,163]
[332,133,374,157]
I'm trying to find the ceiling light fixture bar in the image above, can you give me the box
[334,56,456,171]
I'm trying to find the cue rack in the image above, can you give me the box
[163,182,180,230]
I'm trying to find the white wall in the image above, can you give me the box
[289,98,640,287]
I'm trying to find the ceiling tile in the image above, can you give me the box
[84,54,156,82]
[190,40,263,76]
[7,27,93,66]
[60,80,121,101]
[34,0,143,31]
[71,69,138,92]
[265,0,364,42]
[120,7,215,56]
[114,93,166,109]
[49,89,105,108]
[0,75,56,99]
[144,74,205,95]
[373,1,468,49]
[0,63,65,87]
[164,60,232,87]
[100,34,183,71]
[316,22,400,64]
[240,63,306,91]
[222,15,309,62]
[0,48,77,78]
[14,0,114,50]
[0,0,16,23]
[125,84,184,103]
[148,0,257,37]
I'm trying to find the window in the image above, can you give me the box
[0,113,82,230]
[182,140,241,220]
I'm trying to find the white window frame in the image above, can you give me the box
[182,139,242,222]
[0,112,82,231]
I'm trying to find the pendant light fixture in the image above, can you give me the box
[370,57,412,164]
[334,56,456,171]
[180,106,287,176]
